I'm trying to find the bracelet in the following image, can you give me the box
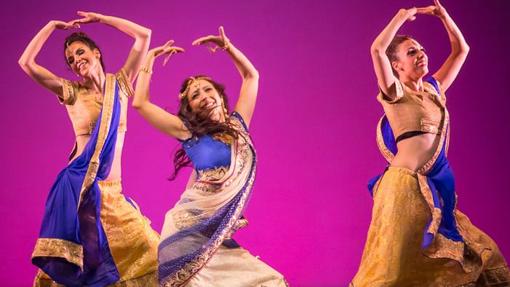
[222,39,231,51]
[140,66,152,74]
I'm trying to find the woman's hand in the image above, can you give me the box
[70,11,104,25]
[192,26,230,52]
[51,20,79,30]
[416,0,448,19]
[148,40,185,66]
[398,7,418,22]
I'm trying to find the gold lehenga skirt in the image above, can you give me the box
[351,167,510,287]
[34,180,160,287]
[185,245,288,287]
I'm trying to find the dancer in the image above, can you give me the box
[19,11,159,286]
[351,1,510,286]
[132,27,287,287]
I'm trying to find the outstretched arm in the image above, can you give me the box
[370,8,418,99]
[18,20,78,96]
[71,11,151,82]
[193,27,259,127]
[421,0,469,92]
[132,41,190,140]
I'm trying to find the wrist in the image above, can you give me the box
[397,9,409,18]
[438,12,450,21]
[139,65,153,74]
[394,9,410,22]
[223,40,232,52]
[97,14,108,24]
[47,21,57,29]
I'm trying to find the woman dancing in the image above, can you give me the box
[132,27,287,287]
[19,11,159,286]
[351,1,510,286]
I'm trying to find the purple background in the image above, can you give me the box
[1,0,509,286]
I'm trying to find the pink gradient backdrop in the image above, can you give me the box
[1,0,509,286]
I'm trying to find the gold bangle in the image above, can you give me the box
[140,66,152,74]
[222,39,231,51]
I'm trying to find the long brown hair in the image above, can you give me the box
[170,76,240,180]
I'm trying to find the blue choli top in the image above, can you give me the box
[182,112,248,171]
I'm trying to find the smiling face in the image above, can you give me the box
[65,41,102,78]
[391,39,429,80]
[186,79,226,122]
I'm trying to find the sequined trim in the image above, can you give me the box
[116,69,134,98]
[418,109,449,174]
[376,116,395,163]
[417,175,441,234]
[32,238,83,269]
[225,218,249,239]
[77,74,116,208]
[427,208,442,235]
[417,166,470,271]
[33,270,158,287]
[473,266,510,286]
[196,166,229,184]
[57,78,76,105]
[98,179,122,188]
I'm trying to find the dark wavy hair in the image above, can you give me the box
[64,32,105,71]
[386,34,413,76]
[170,75,240,180]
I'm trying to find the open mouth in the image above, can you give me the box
[416,59,427,67]
[77,61,87,71]
[201,98,218,110]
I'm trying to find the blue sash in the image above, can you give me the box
[32,74,121,286]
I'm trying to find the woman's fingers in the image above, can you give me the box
[192,35,217,46]
[162,47,184,66]
[219,26,227,40]
[416,6,435,15]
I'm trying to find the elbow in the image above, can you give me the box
[142,28,151,39]
[132,96,143,109]
[132,101,142,110]
[18,56,28,69]
[453,43,470,57]
[251,69,260,80]
[18,57,32,73]
[243,69,259,80]
[462,43,470,54]
[370,44,385,56]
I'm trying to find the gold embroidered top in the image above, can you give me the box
[377,78,446,139]
[57,70,133,136]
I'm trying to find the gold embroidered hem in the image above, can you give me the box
[351,167,510,287]
[34,270,158,287]
[33,180,159,286]
[32,238,83,269]
[184,246,287,287]
[468,265,510,286]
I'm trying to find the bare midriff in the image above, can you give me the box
[70,131,125,181]
[391,132,441,172]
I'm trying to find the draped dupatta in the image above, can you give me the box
[32,74,123,286]
[158,113,257,287]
